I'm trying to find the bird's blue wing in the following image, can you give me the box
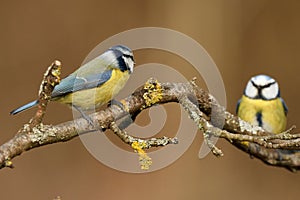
[51,47,123,98]
[280,98,288,116]
[51,70,112,98]
[236,98,241,114]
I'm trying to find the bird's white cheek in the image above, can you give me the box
[245,82,258,98]
[122,56,134,73]
[261,83,279,99]
[127,59,134,73]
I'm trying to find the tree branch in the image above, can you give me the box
[2,61,300,171]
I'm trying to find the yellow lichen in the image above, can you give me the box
[51,63,61,86]
[4,160,13,168]
[131,141,152,170]
[142,79,163,109]
[51,65,61,78]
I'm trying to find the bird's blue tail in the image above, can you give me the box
[10,100,39,115]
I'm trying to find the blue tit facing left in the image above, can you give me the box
[10,45,135,115]
[236,74,288,134]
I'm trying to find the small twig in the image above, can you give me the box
[177,93,224,157]
[109,121,178,148]
[203,132,224,157]
[109,121,177,169]
[29,60,61,128]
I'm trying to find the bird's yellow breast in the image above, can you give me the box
[237,95,286,133]
[56,69,130,110]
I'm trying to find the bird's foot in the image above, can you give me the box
[72,105,95,127]
[108,99,127,111]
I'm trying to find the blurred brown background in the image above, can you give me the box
[1,0,300,199]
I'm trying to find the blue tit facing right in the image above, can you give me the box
[236,74,288,134]
[10,45,135,115]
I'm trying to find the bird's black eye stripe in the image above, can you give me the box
[263,81,276,88]
[123,54,134,60]
[251,80,276,89]
[251,80,258,88]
